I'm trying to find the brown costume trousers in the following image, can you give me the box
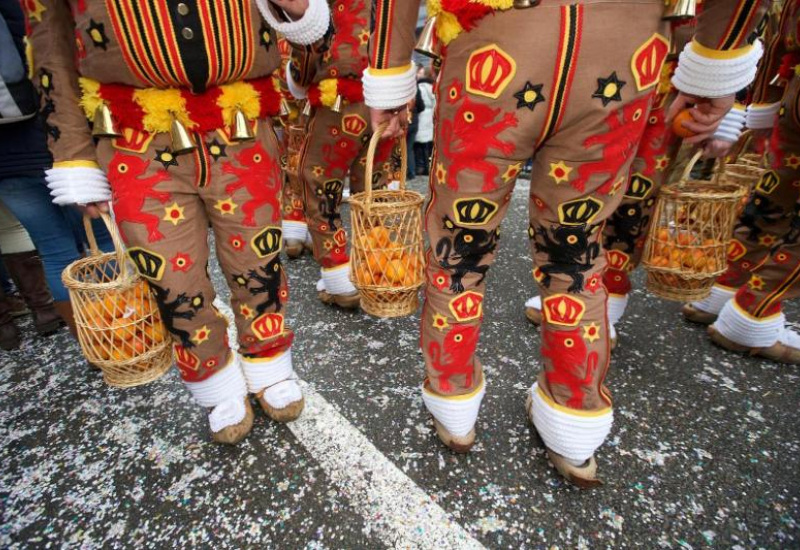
[97,128,291,384]
[423,1,668,418]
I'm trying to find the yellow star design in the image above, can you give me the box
[191,325,211,346]
[758,233,777,247]
[358,29,370,45]
[502,162,522,183]
[655,155,670,171]
[435,163,447,185]
[163,202,185,226]
[785,154,800,170]
[312,166,324,178]
[239,304,255,320]
[26,0,46,22]
[583,322,601,343]
[548,161,572,184]
[214,198,238,216]
[748,275,765,291]
[432,313,450,332]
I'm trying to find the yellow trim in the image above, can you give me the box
[713,283,737,292]
[731,300,782,323]
[322,263,349,273]
[423,377,485,401]
[536,386,612,418]
[367,64,413,77]
[242,350,288,364]
[53,160,100,169]
[690,40,754,61]
[608,293,627,299]
[750,102,780,111]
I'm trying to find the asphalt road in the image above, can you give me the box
[2,176,799,549]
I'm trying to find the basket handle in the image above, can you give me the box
[678,149,705,184]
[83,212,127,264]
[363,120,408,207]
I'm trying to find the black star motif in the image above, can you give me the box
[46,123,61,141]
[154,148,179,169]
[592,72,626,106]
[86,19,110,50]
[42,98,55,118]
[513,82,545,111]
[259,23,272,50]
[206,138,228,161]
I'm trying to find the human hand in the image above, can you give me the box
[702,139,734,159]
[667,92,736,145]
[270,0,309,19]
[369,107,407,140]
[77,201,110,219]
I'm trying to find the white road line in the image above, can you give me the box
[289,381,486,550]
[213,297,484,548]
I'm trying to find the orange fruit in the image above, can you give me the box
[111,318,134,342]
[368,227,392,248]
[366,252,389,275]
[384,259,406,284]
[676,233,697,246]
[656,228,670,243]
[355,265,374,285]
[672,109,697,138]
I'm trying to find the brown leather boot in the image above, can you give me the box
[3,251,63,335]
[54,300,79,340]
[0,287,21,351]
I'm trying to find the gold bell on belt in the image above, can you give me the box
[232,109,255,142]
[331,95,343,113]
[663,0,696,20]
[302,101,312,116]
[92,103,121,138]
[414,16,440,59]
[513,0,540,8]
[279,98,291,117]
[170,117,196,154]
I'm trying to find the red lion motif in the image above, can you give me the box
[223,142,281,226]
[440,80,517,192]
[635,106,673,177]
[108,153,171,243]
[330,0,368,60]
[541,328,598,409]
[322,136,360,177]
[572,95,652,194]
[428,324,480,392]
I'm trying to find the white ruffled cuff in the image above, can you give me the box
[241,350,294,394]
[690,284,735,315]
[422,379,485,438]
[712,300,784,348]
[282,219,308,241]
[607,294,629,326]
[256,0,330,46]
[321,263,356,295]
[363,66,417,110]
[713,104,746,142]
[529,383,613,462]
[45,166,112,206]
[672,40,763,98]
[183,357,248,408]
[745,102,780,130]
[285,62,308,100]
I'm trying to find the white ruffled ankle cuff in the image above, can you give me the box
[363,66,417,110]
[713,104,746,143]
[529,383,613,462]
[672,40,763,98]
[691,285,735,315]
[778,326,800,349]
[208,397,248,434]
[321,264,356,295]
[241,350,294,394]
[256,0,330,46]
[283,220,308,241]
[746,102,780,130]
[525,295,541,310]
[607,294,629,326]
[712,301,784,348]
[183,357,247,408]
[421,380,485,438]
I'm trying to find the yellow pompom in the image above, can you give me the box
[218,81,260,126]
[134,88,189,133]
[318,79,339,108]
[78,78,103,121]
[436,12,463,45]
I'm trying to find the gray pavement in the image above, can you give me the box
[2,176,799,549]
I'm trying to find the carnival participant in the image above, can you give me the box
[685,0,800,364]
[366,0,766,486]
[285,0,397,309]
[23,0,331,444]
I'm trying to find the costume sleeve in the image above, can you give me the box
[745,2,789,128]
[23,0,111,205]
[672,0,770,98]
[362,0,421,109]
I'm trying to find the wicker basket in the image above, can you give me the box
[62,214,172,387]
[349,124,425,317]
[642,151,748,302]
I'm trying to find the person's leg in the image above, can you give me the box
[97,136,253,444]
[200,128,303,421]
[709,74,800,362]
[299,104,367,307]
[0,194,62,334]
[282,171,310,259]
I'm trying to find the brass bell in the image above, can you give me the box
[170,117,196,154]
[279,98,291,117]
[92,103,121,138]
[231,109,255,142]
[513,0,539,7]
[414,16,440,59]
[331,95,343,113]
[663,0,696,20]
[769,72,784,87]
[302,101,312,117]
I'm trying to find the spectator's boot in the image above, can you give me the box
[0,287,21,351]
[3,251,63,335]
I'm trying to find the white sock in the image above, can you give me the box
[421,380,485,438]
[183,357,248,433]
[320,264,356,295]
[712,300,784,348]
[241,351,303,409]
[607,294,629,326]
[282,220,308,242]
[690,285,735,315]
